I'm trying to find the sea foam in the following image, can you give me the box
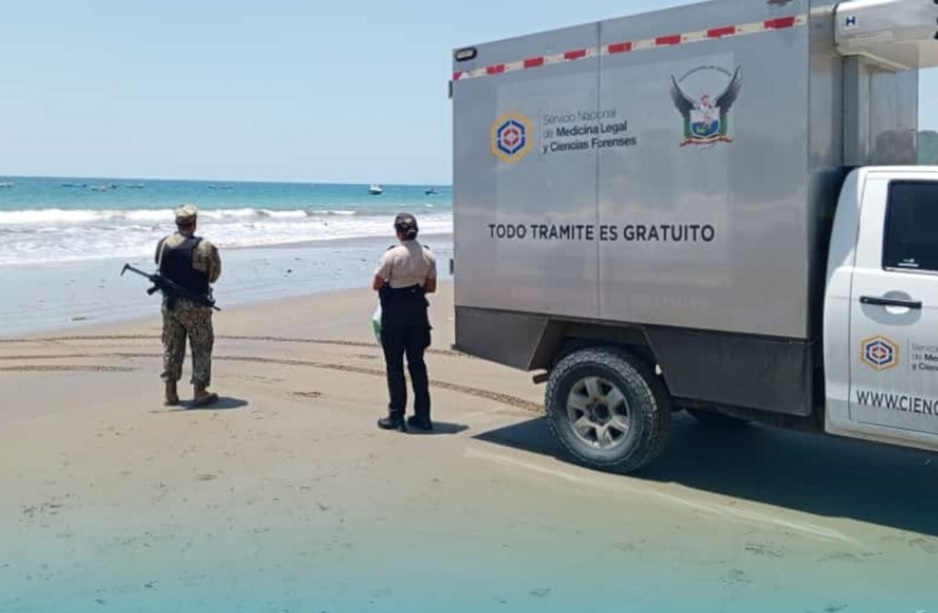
[0,207,452,266]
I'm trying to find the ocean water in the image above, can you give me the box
[0,176,451,267]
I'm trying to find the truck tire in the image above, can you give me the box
[544,347,671,474]
[686,408,751,429]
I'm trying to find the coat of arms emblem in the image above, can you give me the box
[670,65,742,147]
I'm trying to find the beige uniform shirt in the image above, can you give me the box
[375,240,437,289]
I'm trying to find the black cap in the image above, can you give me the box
[394,212,418,234]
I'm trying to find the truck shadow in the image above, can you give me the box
[473,412,938,538]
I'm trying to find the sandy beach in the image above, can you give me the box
[1,281,938,612]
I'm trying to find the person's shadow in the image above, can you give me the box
[151,396,249,413]
[407,421,469,435]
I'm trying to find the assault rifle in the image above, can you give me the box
[120,263,220,311]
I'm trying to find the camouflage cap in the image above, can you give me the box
[394,212,418,233]
[175,204,198,224]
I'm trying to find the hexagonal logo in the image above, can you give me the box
[860,335,899,371]
[491,112,532,162]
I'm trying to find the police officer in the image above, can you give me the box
[155,204,222,407]
[372,212,437,432]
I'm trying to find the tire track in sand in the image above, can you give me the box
[0,351,542,413]
[0,334,468,358]
[0,365,136,373]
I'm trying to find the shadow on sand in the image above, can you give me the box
[473,412,938,538]
[183,396,249,411]
[407,421,469,436]
[149,396,250,413]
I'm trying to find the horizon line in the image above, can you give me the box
[0,172,453,188]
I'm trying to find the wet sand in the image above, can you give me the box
[1,282,937,612]
[0,233,453,338]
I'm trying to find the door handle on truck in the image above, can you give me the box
[860,295,922,309]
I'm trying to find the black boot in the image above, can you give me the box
[406,415,433,431]
[377,415,406,432]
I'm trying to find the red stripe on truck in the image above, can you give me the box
[765,16,797,29]
[607,42,633,54]
[706,25,737,38]
[451,14,806,82]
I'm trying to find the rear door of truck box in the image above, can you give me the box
[452,24,601,319]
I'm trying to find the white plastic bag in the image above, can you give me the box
[372,303,382,344]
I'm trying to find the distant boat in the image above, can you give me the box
[425,187,437,195]
[0,181,13,189]
[369,184,383,195]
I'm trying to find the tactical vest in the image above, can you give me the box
[158,236,209,296]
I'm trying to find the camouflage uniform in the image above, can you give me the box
[155,209,222,390]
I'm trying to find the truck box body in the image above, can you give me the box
[451,0,920,417]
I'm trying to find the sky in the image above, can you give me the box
[1,0,937,185]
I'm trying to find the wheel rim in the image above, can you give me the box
[565,375,631,450]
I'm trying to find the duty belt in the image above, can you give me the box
[380,284,427,308]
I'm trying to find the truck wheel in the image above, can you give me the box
[545,347,671,474]
[686,408,751,429]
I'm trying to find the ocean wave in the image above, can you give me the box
[0,206,407,226]
[0,209,453,266]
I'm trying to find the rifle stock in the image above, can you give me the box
[121,263,220,311]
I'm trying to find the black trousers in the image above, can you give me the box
[380,321,431,420]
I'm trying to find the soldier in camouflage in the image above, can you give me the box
[155,204,222,407]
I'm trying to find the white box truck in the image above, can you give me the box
[449,0,938,473]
